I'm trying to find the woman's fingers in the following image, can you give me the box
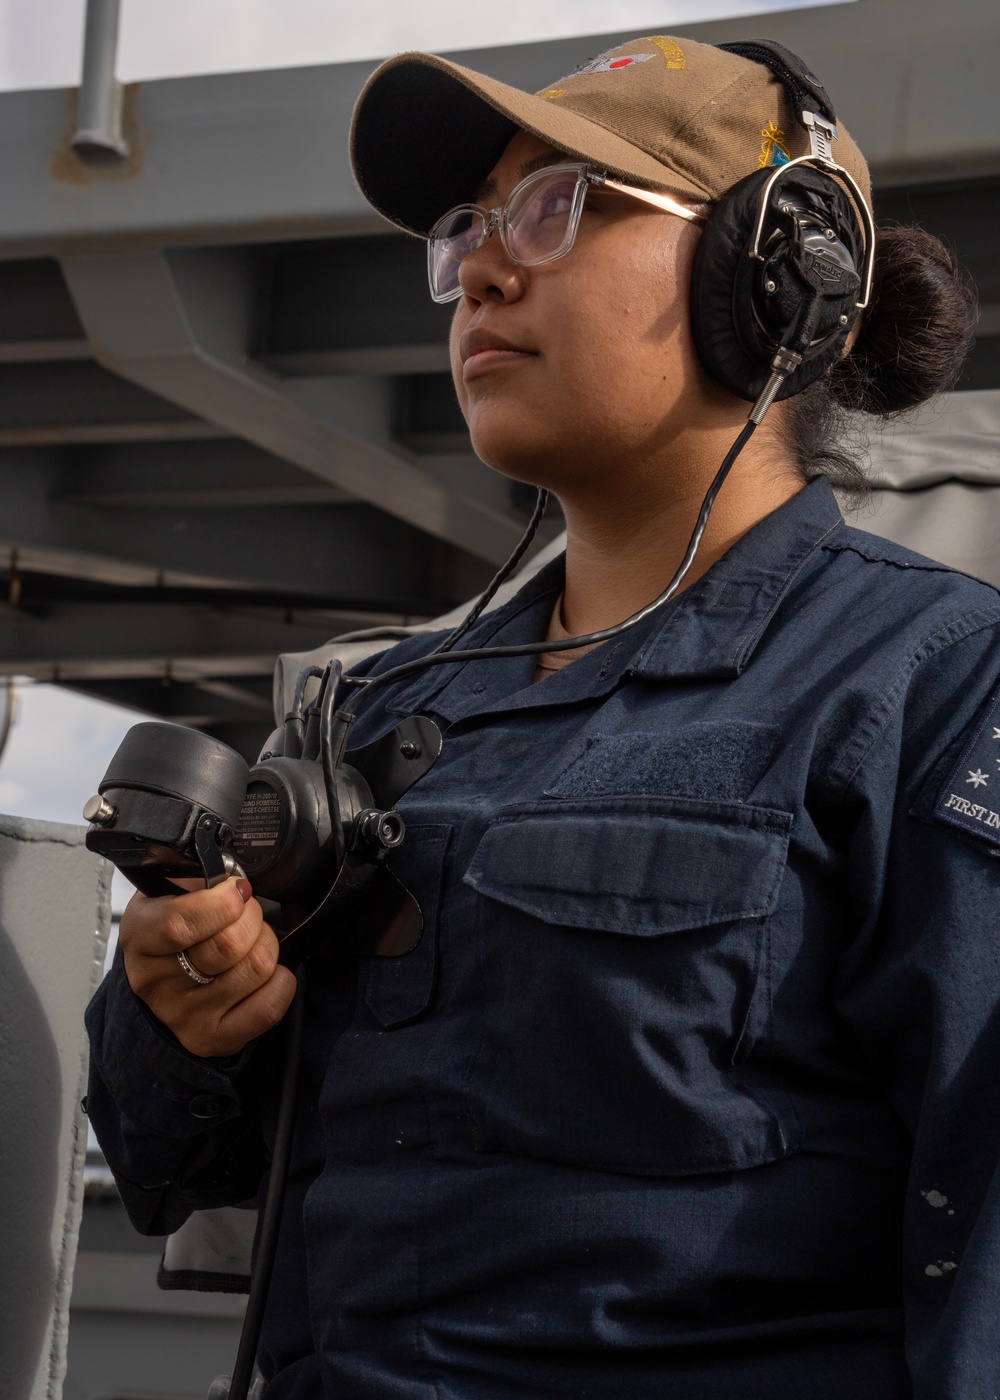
[136,919,277,1015]
[119,877,296,1057]
[120,878,250,961]
[195,919,279,995]
[172,898,266,981]
[153,962,298,1060]
[214,966,299,1056]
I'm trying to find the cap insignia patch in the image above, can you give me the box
[540,88,566,101]
[557,47,658,81]
[579,52,655,75]
[759,122,791,169]
[552,38,683,89]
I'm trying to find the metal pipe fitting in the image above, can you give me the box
[71,0,129,161]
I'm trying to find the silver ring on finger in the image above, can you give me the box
[176,948,215,986]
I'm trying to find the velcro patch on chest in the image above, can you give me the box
[545,723,780,803]
[933,687,1000,849]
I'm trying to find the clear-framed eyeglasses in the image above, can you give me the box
[427,161,706,304]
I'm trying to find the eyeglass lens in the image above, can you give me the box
[429,167,586,302]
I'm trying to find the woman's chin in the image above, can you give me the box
[472,442,571,493]
[468,416,579,485]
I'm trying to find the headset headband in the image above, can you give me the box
[716,40,837,124]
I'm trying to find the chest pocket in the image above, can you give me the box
[462,797,797,1175]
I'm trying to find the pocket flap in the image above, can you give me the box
[463,797,791,936]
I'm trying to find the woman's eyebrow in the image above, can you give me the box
[473,153,570,205]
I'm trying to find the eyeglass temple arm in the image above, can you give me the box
[600,177,707,225]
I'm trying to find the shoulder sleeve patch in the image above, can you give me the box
[933,685,1000,851]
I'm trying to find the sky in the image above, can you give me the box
[0,681,138,913]
[0,0,847,90]
[0,0,839,884]
[0,682,132,827]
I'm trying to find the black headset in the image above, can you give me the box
[690,41,874,407]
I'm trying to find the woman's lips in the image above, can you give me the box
[460,328,537,382]
[462,347,535,381]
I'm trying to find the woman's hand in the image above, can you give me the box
[118,877,298,1059]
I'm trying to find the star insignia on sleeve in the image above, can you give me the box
[933,687,1000,846]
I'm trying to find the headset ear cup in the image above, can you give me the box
[690,170,776,402]
[690,166,863,403]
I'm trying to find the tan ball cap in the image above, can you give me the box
[350,34,871,238]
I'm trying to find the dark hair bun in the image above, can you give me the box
[829,225,977,415]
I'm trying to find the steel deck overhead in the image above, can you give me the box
[0,0,996,757]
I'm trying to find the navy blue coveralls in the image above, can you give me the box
[87,479,1000,1399]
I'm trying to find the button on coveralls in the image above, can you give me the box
[87,479,1000,1399]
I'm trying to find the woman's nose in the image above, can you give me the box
[457,227,528,306]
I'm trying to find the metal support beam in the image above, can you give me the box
[62,674,274,732]
[51,435,351,507]
[0,445,488,605]
[0,0,994,261]
[61,482,350,508]
[60,247,524,564]
[262,236,453,377]
[0,359,223,445]
[0,601,348,677]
